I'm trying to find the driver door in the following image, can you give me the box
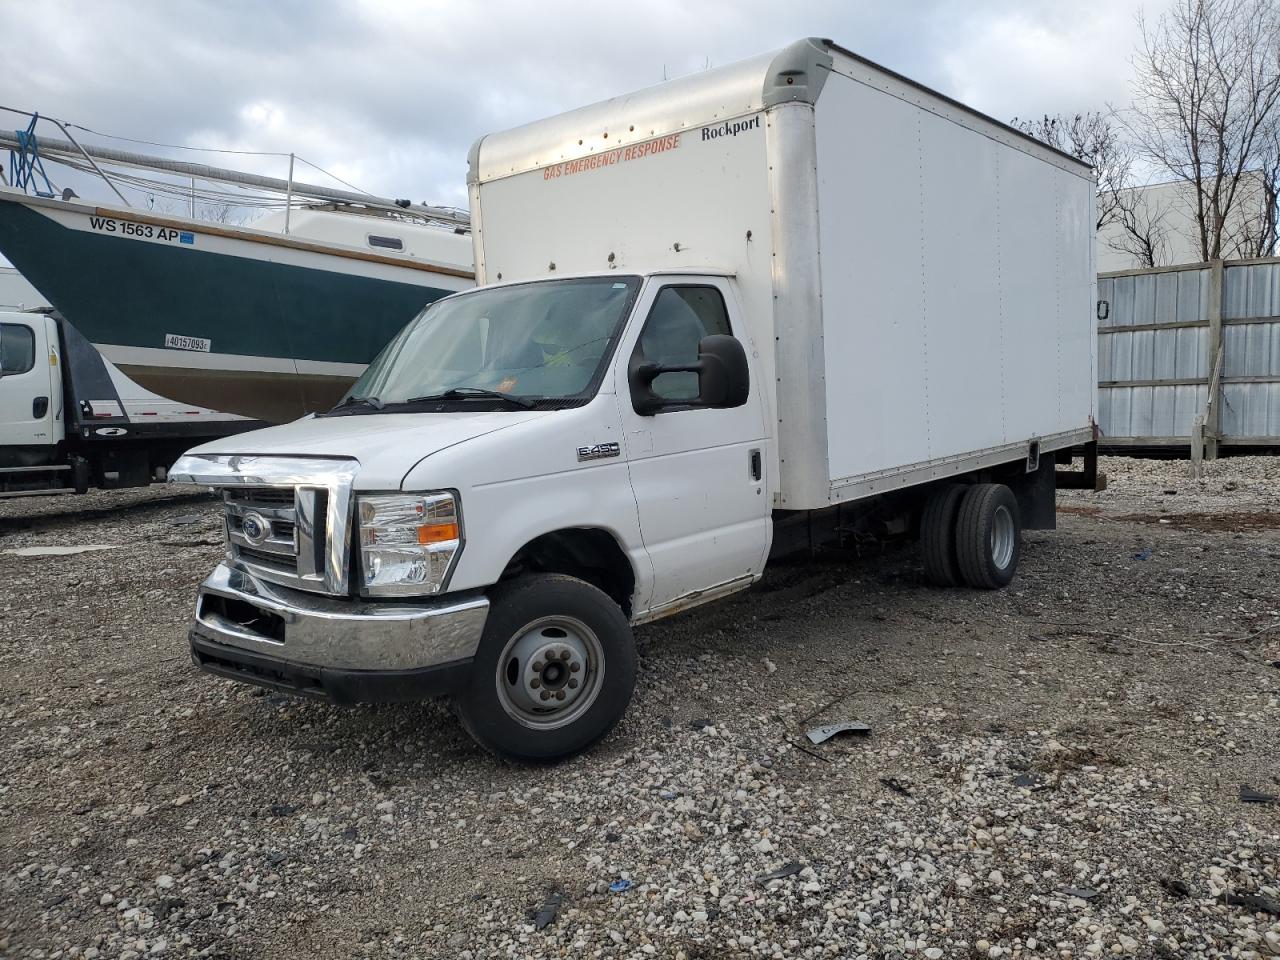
[615,277,771,616]
[0,317,56,449]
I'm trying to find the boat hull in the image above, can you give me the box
[0,192,473,422]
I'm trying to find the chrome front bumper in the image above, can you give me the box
[188,563,489,702]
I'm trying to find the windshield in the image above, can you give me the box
[334,276,642,412]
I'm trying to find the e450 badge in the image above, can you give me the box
[577,441,620,462]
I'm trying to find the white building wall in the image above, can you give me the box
[1098,173,1272,272]
[0,266,48,309]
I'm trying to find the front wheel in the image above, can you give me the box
[453,574,636,762]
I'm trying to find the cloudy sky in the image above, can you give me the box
[3,0,1166,212]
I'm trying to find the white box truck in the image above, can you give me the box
[171,38,1098,760]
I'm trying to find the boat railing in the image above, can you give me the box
[0,105,469,232]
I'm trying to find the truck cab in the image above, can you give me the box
[173,271,766,760]
[0,311,63,470]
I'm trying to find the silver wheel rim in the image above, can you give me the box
[991,504,1016,569]
[495,615,604,730]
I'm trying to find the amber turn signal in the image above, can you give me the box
[418,522,460,545]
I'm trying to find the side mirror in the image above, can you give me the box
[630,334,750,416]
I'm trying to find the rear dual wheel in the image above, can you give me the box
[921,482,1021,589]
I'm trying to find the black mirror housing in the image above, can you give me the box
[695,334,750,408]
[629,334,750,415]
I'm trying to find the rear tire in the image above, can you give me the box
[920,484,965,587]
[955,483,1021,589]
[454,574,636,762]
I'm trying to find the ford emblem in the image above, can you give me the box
[240,511,272,545]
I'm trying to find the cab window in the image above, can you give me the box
[634,286,732,401]
[0,323,35,376]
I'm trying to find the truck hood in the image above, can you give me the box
[185,410,551,488]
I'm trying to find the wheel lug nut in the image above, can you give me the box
[555,690,566,701]
[532,660,544,673]
[569,662,581,673]
[539,690,551,701]
[568,678,579,689]
[530,678,541,689]
[560,650,572,661]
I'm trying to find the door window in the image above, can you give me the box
[0,323,35,375]
[634,286,732,401]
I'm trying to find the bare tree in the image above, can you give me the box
[1013,112,1132,231]
[1235,128,1280,256]
[198,202,250,226]
[1111,186,1173,267]
[1124,0,1280,261]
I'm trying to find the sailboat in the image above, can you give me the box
[0,118,475,422]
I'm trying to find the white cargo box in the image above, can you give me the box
[469,38,1097,511]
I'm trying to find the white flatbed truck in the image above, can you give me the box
[172,38,1099,760]
[0,309,260,497]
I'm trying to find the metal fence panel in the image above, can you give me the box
[1224,322,1280,377]
[1098,383,1206,439]
[1222,381,1280,437]
[1098,258,1280,449]
[1175,269,1210,323]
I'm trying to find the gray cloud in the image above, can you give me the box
[2,0,1166,211]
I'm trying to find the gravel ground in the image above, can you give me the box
[1,457,1277,960]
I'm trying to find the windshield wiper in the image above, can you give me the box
[406,388,537,410]
[329,394,384,412]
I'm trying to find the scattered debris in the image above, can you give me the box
[1160,878,1192,898]
[1223,892,1280,916]
[608,879,632,894]
[805,720,871,745]
[878,777,913,798]
[296,740,338,756]
[168,514,203,526]
[268,803,295,817]
[754,862,804,885]
[689,718,713,730]
[1239,784,1278,804]
[1011,772,1042,788]
[1060,886,1101,901]
[532,891,562,930]
[1133,547,1152,561]
[2,544,117,557]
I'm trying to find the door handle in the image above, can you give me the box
[749,448,762,482]
[33,396,49,418]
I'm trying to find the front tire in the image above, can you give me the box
[454,574,636,762]
[955,483,1021,589]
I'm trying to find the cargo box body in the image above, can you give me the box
[469,38,1097,511]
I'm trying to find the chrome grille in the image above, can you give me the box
[170,454,359,596]
[223,487,329,592]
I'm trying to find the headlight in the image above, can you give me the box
[357,492,461,596]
